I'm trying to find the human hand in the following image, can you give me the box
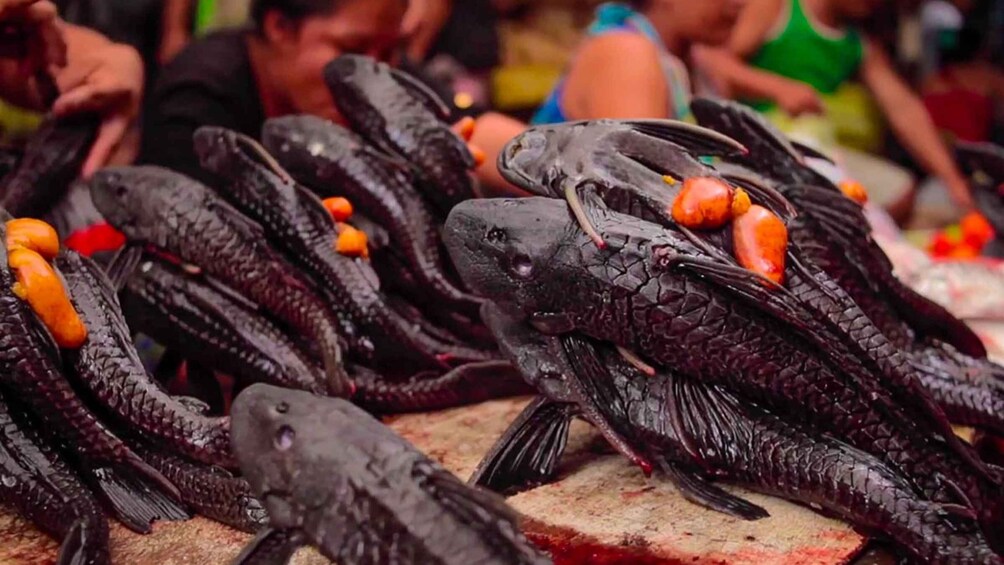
[401,0,452,62]
[774,79,824,117]
[158,28,189,65]
[52,42,143,177]
[0,0,64,75]
[946,174,976,212]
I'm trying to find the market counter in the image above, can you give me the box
[0,397,866,565]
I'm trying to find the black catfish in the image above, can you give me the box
[0,113,99,218]
[87,166,350,397]
[261,115,482,313]
[230,383,551,565]
[324,54,476,217]
[192,128,495,376]
[0,217,186,533]
[111,250,328,395]
[58,250,234,468]
[131,443,267,533]
[0,392,110,565]
[444,198,1004,544]
[474,305,1002,564]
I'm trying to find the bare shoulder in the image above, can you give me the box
[571,32,662,76]
[730,0,786,56]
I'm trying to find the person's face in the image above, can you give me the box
[266,0,406,122]
[659,0,746,47]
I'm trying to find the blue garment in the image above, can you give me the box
[531,3,690,124]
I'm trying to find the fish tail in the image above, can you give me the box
[86,459,189,534]
[57,519,111,565]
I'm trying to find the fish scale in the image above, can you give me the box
[0,395,110,565]
[59,251,234,468]
[88,166,348,396]
[262,116,482,314]
[119,256,327,394]
[598,349,1001,564]
[193,128,495,377]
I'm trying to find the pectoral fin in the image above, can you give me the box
[625,119,747,157]
[232,528,305,565]
[469,396,575,493]
[657,458,768,520]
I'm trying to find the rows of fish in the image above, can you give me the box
[0,54,549,564]
[442,99,1004,564]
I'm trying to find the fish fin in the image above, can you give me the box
[720,169,799,221]
[231,131,296,186]
[194,272,262,314]
[389,67,453,121]
[233,528,304,565]
[624,119,747,157]
[689,98,801,162]
[791,140,835,164]
[656,458,768,520]
[469,396,575,494]
[421,462,520,525]
[86,463,189,534]
[613,128,719,181]
[56,520,102,565]
[560,335,654,475]
[105,244,144,292]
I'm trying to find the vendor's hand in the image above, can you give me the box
[52,42,143,177]
[0,0,64,74]
[774,80,824,117]
[946,174,976,212]
[401,0,452,62]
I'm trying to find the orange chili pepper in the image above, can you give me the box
[670,177,735,229]
[8,247,87,348]
[731,188,751,217]
[838,180,869,205]
[960,212,995,249]
[452,116,476,142]
[322,197,354,222]
[732,205,788,285]
[335,225,369,258]
[6,219,59,259]
[470,144,487,167]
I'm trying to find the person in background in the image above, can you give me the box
[703,0,974,209]
[531,0,746,124]
[141,0,524,194]
[0,0,144,177]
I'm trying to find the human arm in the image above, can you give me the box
[469,112,526,197]
[160,0,193,65]
[401,0,452,63]
[861,40,973,209]
[700,0,822,115]
[560,33,668,120]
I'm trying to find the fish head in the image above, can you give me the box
[323,54,389,105]
[88,166,198,243]
[231,384,370,529]
[498,125,573,196]
[445,197,576,317]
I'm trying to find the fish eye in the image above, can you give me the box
[509,252,534,279]
[275,402,289,414]
[274,425,295,451]
[115,185,128,198]
[485,227,507,244]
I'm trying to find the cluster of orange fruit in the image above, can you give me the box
[928,212,996,259]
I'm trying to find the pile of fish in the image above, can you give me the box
[443,99,1004,564]
[0,54,540,564]
[0,212,266,565]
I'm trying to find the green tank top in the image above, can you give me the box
[749,0,864,112]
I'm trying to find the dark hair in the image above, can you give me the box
[628,0,652,10]
[250,0,342,32]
